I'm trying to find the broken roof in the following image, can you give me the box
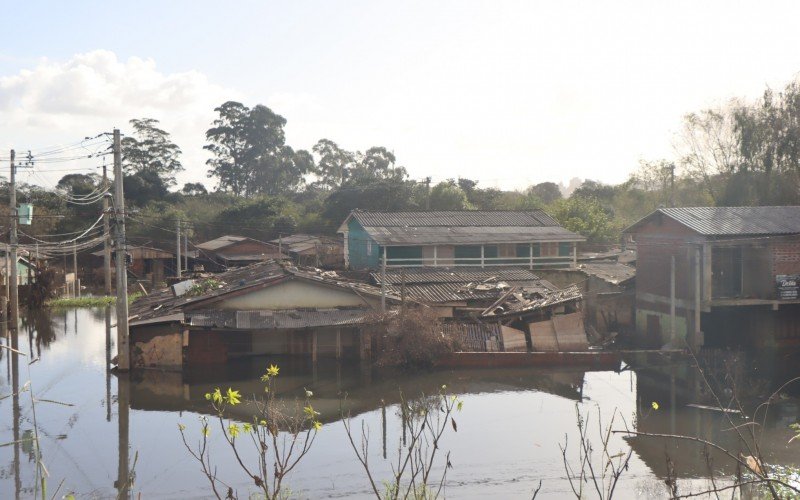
[370,266,557,304]
[481,285,583,319]
[339,210,585,246]
[626,206,800,237]
[128,260,395,326]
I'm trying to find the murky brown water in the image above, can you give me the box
[1,308,799,499]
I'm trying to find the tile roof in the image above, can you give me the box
[628,206,800,236]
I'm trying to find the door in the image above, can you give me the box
[712,247,742,298]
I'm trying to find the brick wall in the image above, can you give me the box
[773,240,800,276]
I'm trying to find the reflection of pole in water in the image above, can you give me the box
[105,307,112,422]
[11,319,21,499]
[115,372,130,499]
[381,400,387,459]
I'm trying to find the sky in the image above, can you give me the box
[2,1,800,192]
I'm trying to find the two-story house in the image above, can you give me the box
[338,210,585,270]
[625,206,800,348]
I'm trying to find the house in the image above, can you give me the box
[269,234,344,268]
[194,235,286,270]
[338,210,585,270]
[127,260,396,370]
[624,206,800,348]
[90,245,175,287]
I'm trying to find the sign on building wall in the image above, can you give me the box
[776,274,800,300]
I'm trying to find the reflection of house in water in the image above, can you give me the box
[128,360,598,424]
[625,207,800,348]
[127,261,394,370]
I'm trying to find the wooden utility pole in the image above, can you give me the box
[183,231,188,274]
[102,163,112,295]
[381,247,387,312]
[670,254,676,345]
[9,150,18,332]
[175,219,181,279]
[73,242,79,297]
[113,129,130,371]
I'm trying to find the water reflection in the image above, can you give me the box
[0,307,798,499]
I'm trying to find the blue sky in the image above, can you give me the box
[2,1,800,191]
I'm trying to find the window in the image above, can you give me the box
[387,246,423,266]
[516,244,531,258]
[483,245,498,259]
[366,240,372,256]
[558,242,572,257]
[454,245,481,265]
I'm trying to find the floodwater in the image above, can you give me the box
[0,308,799,499]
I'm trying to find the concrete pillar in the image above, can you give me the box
[311,331,318,363]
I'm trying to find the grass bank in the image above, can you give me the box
[45,292,143,309]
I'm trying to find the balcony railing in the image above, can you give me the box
[382,255,574,268]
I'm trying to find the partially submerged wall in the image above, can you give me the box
[131,323,184,370]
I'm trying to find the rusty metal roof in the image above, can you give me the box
[628,207,800,236]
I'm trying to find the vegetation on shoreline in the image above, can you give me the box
[45,291,143,309]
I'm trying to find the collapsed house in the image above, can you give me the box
[269,234,344,268]
[128,261,396,370]
[192,235,286,271]
[371,267,588,353]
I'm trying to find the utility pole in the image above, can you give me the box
[113,129,130,371]
[73,242,79,297]
[175,219,181,279]
[9,150,18,332]
[102,163,112,295]
[380,247,387,312]
[183,230,188,275]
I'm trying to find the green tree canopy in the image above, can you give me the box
[122,118,183,186]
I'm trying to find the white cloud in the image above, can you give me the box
[0,50,238,188]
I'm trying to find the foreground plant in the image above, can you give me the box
[179,364,321,500]
[343,385,462,499]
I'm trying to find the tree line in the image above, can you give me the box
[14,75,800,250]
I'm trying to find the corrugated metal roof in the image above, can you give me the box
[353,210,560,227]
[372,267,543,285]
[195,235,248,251]
[578,263,635,286]
[631,207,800,236]
[187,308,375,329]
[385,280,557,304]
[363,226,583,246]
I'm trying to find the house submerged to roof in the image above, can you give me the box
[338,210,585,270]
[625,206,800,348]
[128,260,396,370]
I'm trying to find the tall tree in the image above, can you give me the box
[312,139,354,189]
[121,118,183,186]
[205,102,312,197]
[526,182,563,205]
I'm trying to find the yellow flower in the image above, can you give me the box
[229,423,240,438]
[312,420,322,431]
[225,388,241,406]
[651,402,659,410]
[202,425,210,437]
[243,423,253,433]
[304,405,319,418]
[178,423,186,431]
[211,388,223,405]
[267,364,280,377]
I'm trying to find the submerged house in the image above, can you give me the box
[625,207,800,348]
[269,234,344,268]
[90,245,176,287]
[128,261,395,370]
[194,235,286,270]
[338,210,585,270]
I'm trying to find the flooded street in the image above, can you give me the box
[1,308,799,499]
